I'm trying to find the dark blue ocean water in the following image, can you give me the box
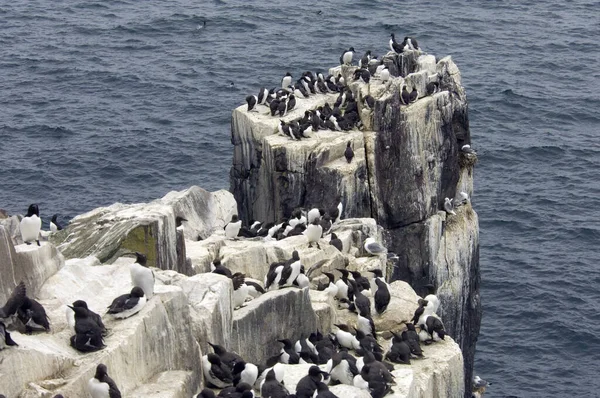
[2,0,599,396]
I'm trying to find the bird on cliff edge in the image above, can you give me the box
[345,141,354,163]
[444,197,456,216]
[20,204,42,245]
[340,47,355,66]
[389,33,404,54]
[128,251,155,299]
[50,214,63,232]
[107,286,146,319]
[88,363,122,398]
[225,214,242,239]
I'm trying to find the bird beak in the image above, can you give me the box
[67,305,74,310]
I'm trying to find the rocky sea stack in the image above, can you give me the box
[0,46,480,398]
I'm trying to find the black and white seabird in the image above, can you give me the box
[374,278,390,314]
[340,47,355,65]
[20,204,42,245]
[380,66,390,82]
[423,284,441,314]
[128,251,154,299]
[88,363,121,398]
[334,269,352,300]
[278,338,300,364]
[278,252,302,288]
[17,296,50,333]
[402,36,419,51]
[50,214,63,232]
[66,299,106,336]
[231,272,250,309]
[281,72,293,89]
[411,298,430,326]
[203,353,234,388]
[363,95,375,110]
[329,233,343,252]
[314,381,339,398]
[295,365,330,398]
[444,197,456,216]
[400,86,411,105]
[225,215,242,239]
[260,369,289,398]
[357,312,376,337]
[401,323,423,357]
[69,304,105,352]
[270,99,281,116]
[461,144,477,155]
[304,218,323,249]
[421,315,447,342]
[209,342,244,371]
[344,141,354,163]
[358,50,372,68]
[334,324,360,350]
[426,81,440,95]
[245,95,258,112]
[107,286,146,319]
[350,281,372,317]
[408,87,418,103]
[232,360,259,386]
[257,87,269,105]
[364,237,387,256]
[196,389,216,398]
[326,350,358,385]
[389,33,404,53]
[212,259,233,277]
[386,332,412,365]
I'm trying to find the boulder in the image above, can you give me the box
[0,225,64,304]
[49,186,236,273]
[230,287,318,365]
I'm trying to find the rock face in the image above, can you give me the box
[48,186,237,274]
[230,49,480,395]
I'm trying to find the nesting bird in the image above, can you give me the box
[107,286,146,319]
[88,364,121,398]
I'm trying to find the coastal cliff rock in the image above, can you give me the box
[48,186,236,273]
[230,50,480,395]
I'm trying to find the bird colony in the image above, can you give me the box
[0,33,478,398]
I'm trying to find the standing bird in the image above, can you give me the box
[257,87,269,105]
[389,33,404,53]
[107,287,146,319]
[374,278,391,315]
[402,36,419,51]
[408,87,418,103]
[0,321,18,350]
[304,218,323,249]
[281,72,293,89]
[225,215,242,239]
[245,95,258,112]
[231,272,250,309]
[444,197,456,216]
[379,67,390,82]
[0,281,26,320]
[88,364,121,398]
[329,233,343,252]
[340,47,355,65]
[296,365,330,398]
[424,284,441,314]
[344,141,354,163]
[66,300,106,336]
[129,252,154,299]
[400,86,411,105]
[260,369,289,398]
[50,214,63,232]
[20,204,42,245]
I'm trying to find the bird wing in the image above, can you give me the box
[0,281,26,318]
[105,376,122,398]
[231,273,246,290]
[305,259,328,278]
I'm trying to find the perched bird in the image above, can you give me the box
[326,350,358,385]
[128,252,154,299]
[69,305,105,352]
[363,95,375,110]
[389,33,403,53]
[232,360,259,387]
[0,321,18,350]
[231,272,250,309]
[20,204,42,245]
[356,312,376,337]
[358,50,372,69]
[88,364,121,398]
[245,95,258,112]
[444,198,456,216]
[340,47,355,65]
[402,36,419,51]
[260,369,289,398]
[401,323,423,357]
[400,86,411,105]
[208,342,245,371]
[329,233,343,252]
[314,381,339,398]
[423,284,441,314]
[386,332,411,365]
[66,299,106,336]
[334,324,360,350]
[426,81,440,95]
[461,144,477,155]
[196,389,216,398]
[278,251,302,288]
[374,278,391,314]
[107,286,146,319]
[225,215,242,239]
[319,272,339,298]
[380,67,390,82]
[304,218,323,249]
[212,259,233,277]
[296,365,330,398]
[257,87,269,105]
[412,299,430,326]
[279,338,300,364]
[281,72,293,89]
[344,141,354,163]
[17,296,50,333]
[50,214,63,232]
[408,87,418,103]
[457,191,470,205]
[364,237,387,256]
[421,315,447,342]
[203,353,234,388]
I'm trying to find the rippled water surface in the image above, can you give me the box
[2,0,600,396]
